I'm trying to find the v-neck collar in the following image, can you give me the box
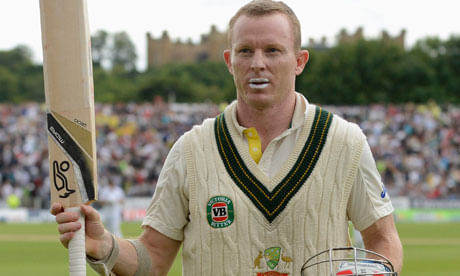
[214,104,333,224]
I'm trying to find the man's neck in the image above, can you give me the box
[236,93,296,151]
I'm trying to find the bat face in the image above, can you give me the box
[47,111,96,206]
[40,0,97,208]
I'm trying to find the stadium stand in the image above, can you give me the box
[0,101,459,209]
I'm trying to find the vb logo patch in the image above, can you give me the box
[207,196,234,228]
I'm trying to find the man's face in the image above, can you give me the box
[224,13,308,110]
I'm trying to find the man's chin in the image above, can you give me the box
[245,94,275,110]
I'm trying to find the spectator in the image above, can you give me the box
[0,101,459,207]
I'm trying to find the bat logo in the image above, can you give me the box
[47,113,96,201]
[52,160,75,198]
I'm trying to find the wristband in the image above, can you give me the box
[128,239,152,276]
[87,234,119,276]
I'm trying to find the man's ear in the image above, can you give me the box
[223,49,233,75]
[295,49,309,76]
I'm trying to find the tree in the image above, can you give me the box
[111,31,137,72]
[0,46,44,102]
[91,30,138,72]
[0,67,19,102]
[412,36,460,103]
[0,45,33,70]
[298,39,420,104]
[91,30,109,68]
[137,61,233,103]
[0,34,459,104]
[437,36,460,103]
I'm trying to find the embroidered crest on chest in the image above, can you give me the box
[254,247,293,275]
[214,106,333,223]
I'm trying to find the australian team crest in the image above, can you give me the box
[264,247,281,269]
[254,247,292,276]
[207,196,234,228]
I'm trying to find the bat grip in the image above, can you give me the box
[66,207,86,276]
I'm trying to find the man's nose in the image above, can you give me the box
[250,50,266,71]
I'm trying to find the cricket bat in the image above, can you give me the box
[40,0,97,275]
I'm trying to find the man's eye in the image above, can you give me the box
[239,48,251,54]
[267,48,279,53]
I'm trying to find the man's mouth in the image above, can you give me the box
[249,78,269,89]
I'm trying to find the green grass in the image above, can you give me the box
[0,222,459,275]
[396,222,460,276]
[0,222,142,276]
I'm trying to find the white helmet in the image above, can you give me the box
[301,247,398,276]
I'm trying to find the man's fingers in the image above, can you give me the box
[59,232,75,249]
[57,221,82,234]
[52,204,100,223]
[50,202,64,216]
[81,204,101,222]
[55,210,80,224]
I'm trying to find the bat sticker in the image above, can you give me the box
[52,160,76,198]
[47,113,95,201]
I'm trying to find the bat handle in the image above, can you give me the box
[66,207,86,276]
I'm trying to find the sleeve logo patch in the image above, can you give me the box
[381,185,387,199]
[207,196,234,228]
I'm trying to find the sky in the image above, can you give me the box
[1,0,459,71]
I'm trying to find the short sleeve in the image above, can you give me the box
[142,136,189,241]
[347,141,394,231]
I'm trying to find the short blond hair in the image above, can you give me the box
[227,0,301,51]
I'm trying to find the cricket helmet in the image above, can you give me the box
[301,247,398,276]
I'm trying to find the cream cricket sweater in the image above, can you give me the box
[177,103,366,276]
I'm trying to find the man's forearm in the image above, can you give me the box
[87,233,138,276]
[112,238,139,276]
[361,215,403,274]
[88,226,181,276]
[364,232,403,274]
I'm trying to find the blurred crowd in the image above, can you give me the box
[327,101,460,200]
[1,99,459,209]
[0,98,219,209]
